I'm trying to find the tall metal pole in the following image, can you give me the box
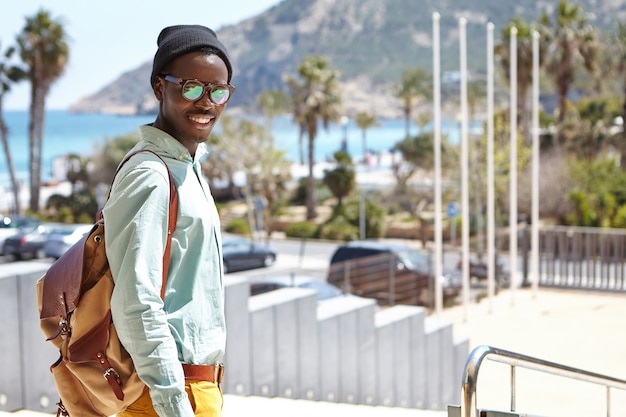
[531,30,540,296]
[460,17,470,321]
[433,12,443,316]
[486,22,495,312]
[509,26,518,304]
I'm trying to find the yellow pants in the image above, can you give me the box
[118,380,223,417]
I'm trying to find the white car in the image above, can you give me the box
[43,223,93,259]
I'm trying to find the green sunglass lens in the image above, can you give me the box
[182,82,204,101]
[210,88,229,105]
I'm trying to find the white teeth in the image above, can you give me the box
[189,115,212,124]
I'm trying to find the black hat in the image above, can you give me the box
[150,25,232,86]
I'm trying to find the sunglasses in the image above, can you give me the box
[161,75,235,105]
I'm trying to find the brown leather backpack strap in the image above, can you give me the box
[112,150,179,300]
[161,161,178,300]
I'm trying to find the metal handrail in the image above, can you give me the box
[461,345,626,417]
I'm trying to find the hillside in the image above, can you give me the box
[69,0,626,118]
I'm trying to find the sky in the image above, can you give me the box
[0,0,284,110]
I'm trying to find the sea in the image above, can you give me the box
[0,110,466,189]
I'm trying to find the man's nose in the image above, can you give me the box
[195,90,216,109]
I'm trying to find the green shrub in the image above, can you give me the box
[613,205,626,228]
[290,177,333,205]
[339,198,386,238]
[45,189,99,223]
[318,217,359,241]
[284,221,317,238]
[225,218,250,235]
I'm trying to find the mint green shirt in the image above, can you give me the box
[104,125,225,417]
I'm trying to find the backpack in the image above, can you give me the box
[36,150,179,417]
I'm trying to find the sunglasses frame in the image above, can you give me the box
[161,74,235,105]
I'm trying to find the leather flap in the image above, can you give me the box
[69,310,111,362]
[39,223,97,319]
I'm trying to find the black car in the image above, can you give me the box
[327,240,461,307]
[0,216,41,255]
[3,222,61,260]
[222,235,276,274]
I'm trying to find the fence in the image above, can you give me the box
[536,226,626,291]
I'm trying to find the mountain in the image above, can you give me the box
[69,0,626,118]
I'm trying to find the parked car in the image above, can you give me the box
[0,216,41,255]
[222,234,276,273]
[248,274,363,303]
[43,223,93,259]
[3,222,62,260]
[327,240,462,307]
[456,256,510,288]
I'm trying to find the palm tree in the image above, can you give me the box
[354,111,380,163]
[540,1,599,143]
[394,68,432,140]
[286,55,342,220]
[0,41,26,215]
[286,79,308,165]
[256,89,290,133]
[16,9,69,212]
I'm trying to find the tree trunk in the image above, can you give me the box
[0,97,21,215]
[404,108,411,140]
[29,83,47,213]
[28,86,37,212]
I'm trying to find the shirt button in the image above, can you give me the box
[178,155,184,160]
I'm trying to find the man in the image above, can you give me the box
[103,25,234,417]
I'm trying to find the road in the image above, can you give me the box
[0,236,522,295]
[225,238,488,285]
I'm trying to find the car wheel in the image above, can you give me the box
[223,262,229,274]
[263,255,275,267]
[35,248,46,259]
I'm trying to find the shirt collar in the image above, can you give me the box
[139,124,208,162]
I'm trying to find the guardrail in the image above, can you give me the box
[459,345,626,417]
[534,226,626,291]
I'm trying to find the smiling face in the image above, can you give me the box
[152,50,229,155]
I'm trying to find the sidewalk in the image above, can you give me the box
[3,287,625,417]
[437,287,626,417]
[0,394,447,417]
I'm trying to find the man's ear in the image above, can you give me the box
[153,77,164,102]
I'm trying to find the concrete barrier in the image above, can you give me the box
[0,263,60,414]
[0,263,468,413]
